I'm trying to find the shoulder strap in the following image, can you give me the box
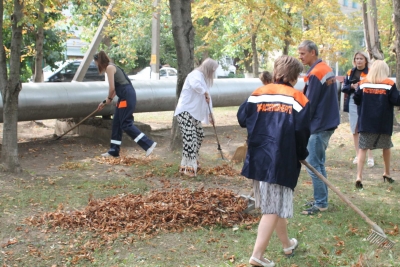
[109,63,133,86]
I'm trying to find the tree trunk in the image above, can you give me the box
[34,0,45,83]
[362,0,384,60]
[243,49,253,74]
[251,33,258,78]
[283,9,292,55]
[168,0,195,151]
[0,0,24,172]
[0,0,6,87]
[394,0,400,81]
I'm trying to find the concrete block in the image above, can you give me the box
[77,117,152,147]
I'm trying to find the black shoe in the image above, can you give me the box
[355,180,363,189]
[383,175,394,183]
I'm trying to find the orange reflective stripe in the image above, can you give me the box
[309,62,332,81]
[118,100,127,108]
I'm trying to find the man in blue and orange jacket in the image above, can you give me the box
[298,40,340,215]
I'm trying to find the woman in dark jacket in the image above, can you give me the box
[238,56,310,267]
[353,60,400,188]
[341,51,374,166]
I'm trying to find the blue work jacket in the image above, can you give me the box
[237,82,311,190]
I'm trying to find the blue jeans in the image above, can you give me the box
[305,130,334,209]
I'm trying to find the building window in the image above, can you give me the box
[352,1,357,8]
[343,0,348,6]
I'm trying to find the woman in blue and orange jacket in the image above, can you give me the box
[341,51,374,166]
[353,60,400,189]
[238,56,310,267]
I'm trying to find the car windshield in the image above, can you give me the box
[42,65,53,72]
[136,67,151,77]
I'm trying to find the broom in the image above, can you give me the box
[301,160,395,249]
[231,141,247,163]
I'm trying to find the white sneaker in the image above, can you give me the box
[146,142,157,157]
[101,152,118,158]
[367,158,374,167]
[352,156,358,164]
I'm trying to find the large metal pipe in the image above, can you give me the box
[0,78,308,123]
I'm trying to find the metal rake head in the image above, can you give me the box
[367,230,395,250]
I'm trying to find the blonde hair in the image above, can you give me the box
[366,60,389,84]
[352,51,370,68]
[273,55,304,83]
[196,58,218,87]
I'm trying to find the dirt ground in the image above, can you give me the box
[0,110,251,185]
[0,109,396,182]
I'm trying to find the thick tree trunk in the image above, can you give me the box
[0,0,23,172]
[362,0,384,60]
[34,0,45,83]
[168,0,195,151]
[251,33,258,78]
[394,0,400,81]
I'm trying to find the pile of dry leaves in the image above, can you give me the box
[26,188,258,239]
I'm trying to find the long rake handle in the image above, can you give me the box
[208,104,224,160]
[300,160,386,235]
[56,101,105,140]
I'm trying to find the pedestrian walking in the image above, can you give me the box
[341,51,374,166]
[354,60,399,188]
[238,55,310,266]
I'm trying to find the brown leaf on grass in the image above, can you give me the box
[388,223,399,236]
[351,253,364,267]
[319,245,329,255]
[1,238,18,248]
[26,188,258,241]
[333,236,345,246]
[197,164,240,176]
[349,227,359,233]
[228,254,235,263]
[99,155,152,166]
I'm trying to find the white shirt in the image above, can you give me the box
[174,70,213,124]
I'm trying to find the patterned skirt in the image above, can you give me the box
[176,111,205,175]
[359,132,393,150]
[254,181,293,218]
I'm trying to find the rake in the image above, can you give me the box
[207,104,225,160]
[55,100,105,140]
[300,160,395,249]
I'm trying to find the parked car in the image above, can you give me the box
[44,60,104,82]
[129,67,178,80]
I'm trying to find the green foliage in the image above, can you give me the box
[1,0,68,81]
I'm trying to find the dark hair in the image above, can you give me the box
[93,51,110,73]
[273,55,303,83]
[259,71,272,85]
